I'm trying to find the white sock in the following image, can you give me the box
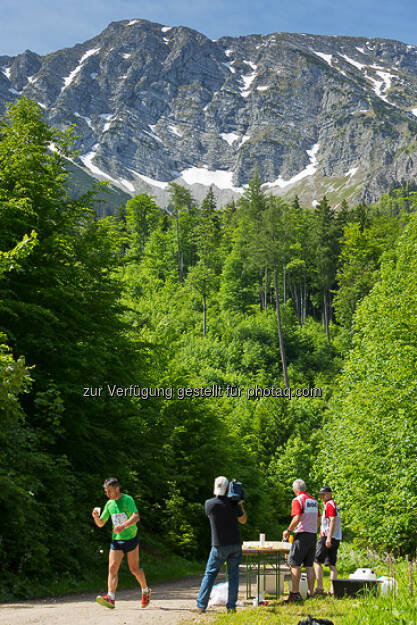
[142,586,149,593]
[108,592,115,600]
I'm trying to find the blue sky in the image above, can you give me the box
[1,0,417,56]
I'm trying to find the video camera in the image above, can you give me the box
[227,478,246,502]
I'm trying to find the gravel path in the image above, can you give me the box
[0,576,231,625]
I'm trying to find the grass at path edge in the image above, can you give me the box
[0,538,204,602]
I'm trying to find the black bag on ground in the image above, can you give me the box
[297,616,335,625]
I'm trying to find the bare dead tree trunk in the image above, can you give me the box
[302,275,307,325]
[290,281,295,304]
[283,262,287,304]
[259,274,264,311]
[203,293,207,337]
[324,287,330,343]
[264,267,268,311]
[274,266,289,388]
[293,283,301,326]
[175,212,183,284]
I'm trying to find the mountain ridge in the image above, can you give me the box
[2,19,417,208]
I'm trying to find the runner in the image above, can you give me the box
[92,477,151,609]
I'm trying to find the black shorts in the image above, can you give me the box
[110,534,139,553]
[315,536,340,566]
[288,532,317,567]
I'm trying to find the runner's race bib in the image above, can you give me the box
[111,512,128,527]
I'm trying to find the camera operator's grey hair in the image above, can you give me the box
[292,479,306,492]
[214,476,229,496]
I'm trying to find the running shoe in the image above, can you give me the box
[141,587,151,607]
[96,593,115,609]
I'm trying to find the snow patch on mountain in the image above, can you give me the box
[220,132,239,145]
[80,145,120,186]
[238,135,250,148]
[74,112,93,127]
[100,113,114,132]
[264,143,320,189]
[345,166,359,177]
[341,54,366,70]
[222,61,235,73]
[179,166,244,191]
[61,48,100,92]
[366,67,396,104]
[129,169,169,189]
[241,63,258,97]
[169,124,182,137]
[313,51,333,66]
[120,178,135,192]
[144,128,164,143]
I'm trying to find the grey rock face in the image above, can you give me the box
[2,19,417,207]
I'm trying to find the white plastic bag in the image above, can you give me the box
[208,582,228,606]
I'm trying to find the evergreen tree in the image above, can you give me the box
[239,170,269,311]
[168,182,198,283]
[312,196,340,342]
[333,211,405,330]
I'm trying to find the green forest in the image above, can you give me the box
[1,98,417,599]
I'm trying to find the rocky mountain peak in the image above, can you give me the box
[2,19,417,208]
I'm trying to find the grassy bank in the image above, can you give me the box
[0,536,204,602]
[185,546,417,625]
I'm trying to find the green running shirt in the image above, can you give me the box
[100,493,138,540]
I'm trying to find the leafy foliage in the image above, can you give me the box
[1,98,415,599]
[318,212,417,554]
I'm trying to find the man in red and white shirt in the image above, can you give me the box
[314,485,342,595]
[282,479,319,601]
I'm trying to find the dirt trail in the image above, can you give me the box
[0,576,230,625]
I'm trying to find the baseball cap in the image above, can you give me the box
[214,476,229,496]
[319,485,332,494]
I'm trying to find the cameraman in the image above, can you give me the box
[196,476,247,614]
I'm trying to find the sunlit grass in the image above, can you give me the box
[184,547,417,625]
